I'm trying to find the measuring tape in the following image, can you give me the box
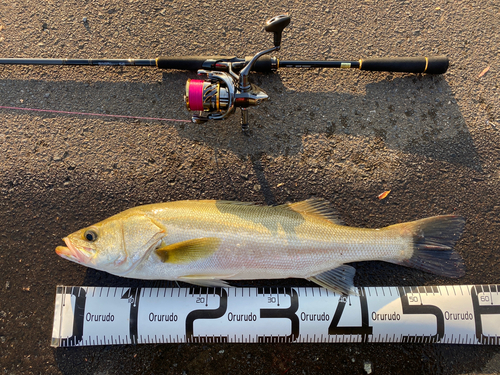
[51,285,500,347]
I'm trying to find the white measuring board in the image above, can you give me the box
[51,285,500,347]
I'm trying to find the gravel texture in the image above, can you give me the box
[0,0,499,374]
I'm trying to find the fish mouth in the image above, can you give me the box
[55,238,92,264]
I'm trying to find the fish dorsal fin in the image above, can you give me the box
[214,198,343,224]
[155,237,221,264]
[215,200,256,206]
[308,265,358,295]
[278,198,344,224]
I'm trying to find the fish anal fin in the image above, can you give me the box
[280,198,343,225]
[178,275,233,288]
[308,265,358,295]
[155,237,221,264]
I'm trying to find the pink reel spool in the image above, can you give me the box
[185,79,204,111]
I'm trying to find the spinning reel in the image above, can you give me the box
[184,15,290,131]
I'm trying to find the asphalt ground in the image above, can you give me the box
[1,0,499,373]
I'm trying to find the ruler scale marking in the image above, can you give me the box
[51,285,500,346]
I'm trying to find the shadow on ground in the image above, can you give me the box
[0,70,481,170]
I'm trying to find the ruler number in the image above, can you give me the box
[186,288,228,343]
[408,296,419,303]
[258,288,299,343]
[121,288,141,344]
[471,285,500,345]
[398,287,444,343]
[328,290,372,341]
[61,287,87,347]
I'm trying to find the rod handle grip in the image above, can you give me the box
[359,56,449,74]
[156,56,235,70]
[156,56,275,72]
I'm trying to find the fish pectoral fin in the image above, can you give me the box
[178,275,234,288]
[155,237,221,264]
[308,265,358,295]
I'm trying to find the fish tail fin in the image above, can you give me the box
[392,215,466,278]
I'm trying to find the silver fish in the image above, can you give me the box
[55,199,465,294]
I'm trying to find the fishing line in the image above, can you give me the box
[0,105,191,123]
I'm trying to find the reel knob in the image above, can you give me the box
[264,15,291,47]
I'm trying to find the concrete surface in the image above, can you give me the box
[0,0,499,373]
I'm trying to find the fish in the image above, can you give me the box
[55,199,466,294]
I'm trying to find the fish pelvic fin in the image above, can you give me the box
[155,237,221,264]
[391,215,466,278]
[308,265,358,295]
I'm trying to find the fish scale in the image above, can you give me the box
[138,201,407,277]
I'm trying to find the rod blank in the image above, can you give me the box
[0,58,156,66]
[0,56,449,74]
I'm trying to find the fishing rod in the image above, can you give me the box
[0,15,449,131]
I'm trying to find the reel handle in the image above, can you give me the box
[264,15,291,47]
[359,56,449,74]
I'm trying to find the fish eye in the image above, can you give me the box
[84,229,98,242]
